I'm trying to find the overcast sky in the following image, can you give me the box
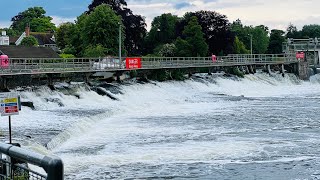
[1,0,320,31]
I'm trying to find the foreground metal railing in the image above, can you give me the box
[0,54,298,75]
[0,143,63,180]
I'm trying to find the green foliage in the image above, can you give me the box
[60,54,76,58]
[267,29,285,54]
[233,36,250,54]
[286,23,301,38]
[20,36,38,46]
[173,16,208,57]
[81,4,124,56]
[252,25,269,54]
[231,20,269,54]
[174,37,193,57]
[56,22,78,50]
[83,44,106,57]
[62,45,77,55]
[301,24,320,38]
[154,43,177,57]
[148,69,169,81]
[88,0,147,56]
[0,28,19,37]
[145,13,179,53]
[182,11,234,55]
[129,70,138,78]
[11,7,56,33]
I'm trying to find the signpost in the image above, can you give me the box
[0,92,20,144]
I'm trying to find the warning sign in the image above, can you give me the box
[126,57,142,69]
[0,92,20,116]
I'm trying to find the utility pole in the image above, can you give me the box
[249,34,253,55]
[118,22,122,63]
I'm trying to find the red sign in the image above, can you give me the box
[5,106,18,114]
[296,52,305,59]
[0,55,9,68]
[126,57,142,69]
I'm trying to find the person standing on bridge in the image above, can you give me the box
[211,54,217,63]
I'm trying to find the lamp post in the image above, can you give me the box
[249,34,253,54]
[118,22,122,62]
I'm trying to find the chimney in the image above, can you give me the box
[25,25,30,36]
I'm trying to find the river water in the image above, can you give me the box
[1,72,320,179]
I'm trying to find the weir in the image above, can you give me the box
[0,53,309,89]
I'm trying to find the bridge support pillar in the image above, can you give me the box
[280,64,285,77]
[83,73,91,83]
[0,76,9,91]
[47,74,54,90]
[248,65,255,74]
[297,61,309,80]
[267,65,272,74]
[244,66,250,74]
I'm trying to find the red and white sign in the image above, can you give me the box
[296,52,305,59]
[126,57,142,69]
[0,55,9,68]
[0,93,20,116]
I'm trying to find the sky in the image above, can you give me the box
[1,0,320,32]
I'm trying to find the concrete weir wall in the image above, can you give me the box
[297,61,309,80]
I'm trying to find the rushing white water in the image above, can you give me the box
[1,72,320,179]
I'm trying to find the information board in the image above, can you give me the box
[0,92,20,116]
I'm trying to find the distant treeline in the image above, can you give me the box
[2,0,320,57]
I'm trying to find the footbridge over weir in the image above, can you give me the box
[0,53,307,89]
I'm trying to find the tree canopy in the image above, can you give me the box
[88,0,146,56]
[11,7,56,33]
[267,29,285,54]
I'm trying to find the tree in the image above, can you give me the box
[83,44,106,57]
[233,36,249,54]
[180,11,234,55]
[11,7,56,33]
[154,43,177,57]
[251,25,269,54]
[183,16,208,56]
[88,0,147,56]
[286,23,301,38]
[145,13,180,53]
[20,36,38,46]
[81,4,124,56]
[301,24,320,38]
[56,22,77,50]
[267,29,285,54]
[174,37,192,57]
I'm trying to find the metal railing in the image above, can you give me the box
[0,143,63,180]
[0,54,298,75]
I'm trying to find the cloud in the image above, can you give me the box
[175,2,192,9]
[126,0,320,31]
[50,16,76,27]
[0,21,11,29]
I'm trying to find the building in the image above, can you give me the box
[0,45,60,58]
[15,26,58,52]
[0,31,9,45]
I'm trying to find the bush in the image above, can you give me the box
[60,54,75,58]
[20,36,38,46]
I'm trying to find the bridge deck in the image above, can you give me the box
[0,54,298,76]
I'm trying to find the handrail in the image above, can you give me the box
[0,54,298,75]
[0,142,63,180]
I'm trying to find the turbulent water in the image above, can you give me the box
[1,72,320,180]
